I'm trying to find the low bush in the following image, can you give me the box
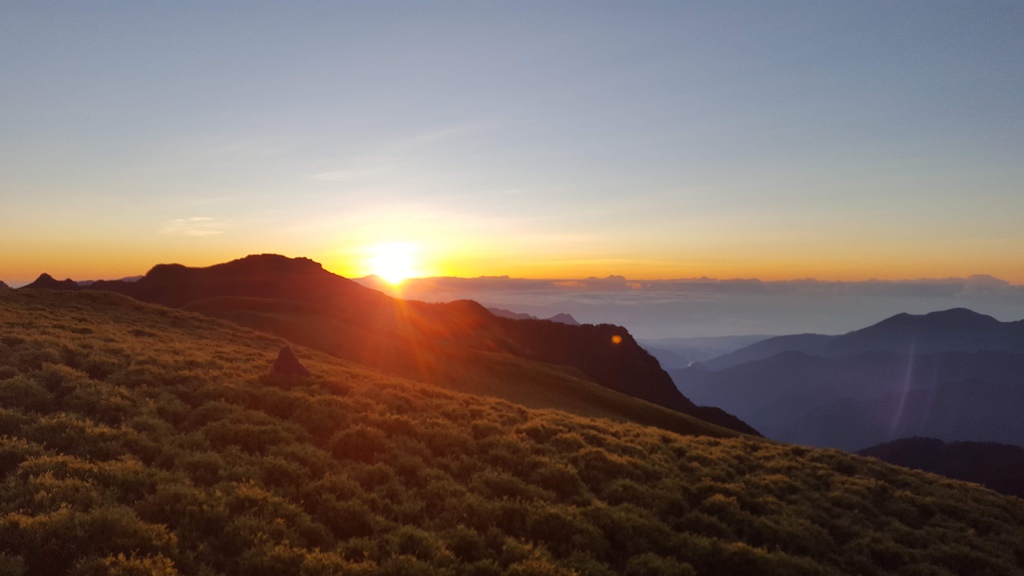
[0,290,1022,575]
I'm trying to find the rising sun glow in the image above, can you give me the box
[368,242,419,285]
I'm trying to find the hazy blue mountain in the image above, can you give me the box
[698,334,833,370]
[859,437,1024,498]
[672,308,1024,449]
[703,308,1024,370]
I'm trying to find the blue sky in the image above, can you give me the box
[2,2,1022,283]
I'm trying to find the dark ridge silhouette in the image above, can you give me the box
[858,437,1024,498]
[492,316,756,434]
[0,281,9,290]
[20,273,83,291]
[90,254,379,309]
[704,308,1024,370]
[272,345,310,377]
[67,254,756,435]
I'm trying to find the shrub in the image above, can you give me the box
[624,553,696,576]
[69,553,180,576]
[331,425,388,463]
[0,376,53,412]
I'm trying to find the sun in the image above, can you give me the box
[368,242,419,285]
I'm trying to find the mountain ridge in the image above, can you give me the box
[703,307,1024,370]
[20,254,756,435]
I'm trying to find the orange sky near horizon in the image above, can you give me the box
[4,241,1022,287]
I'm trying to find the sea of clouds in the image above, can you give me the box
[357,274,1024,339]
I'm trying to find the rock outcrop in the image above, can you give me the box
[273,346,310,377]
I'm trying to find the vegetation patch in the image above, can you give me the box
[1,290,1023,575]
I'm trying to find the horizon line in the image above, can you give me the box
[4,270,1019,290]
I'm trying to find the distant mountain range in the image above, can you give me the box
[488,307,580,325]
[672,308,1024,450]
[702,308,1024,370]
[20,254,755,435]
[859,437,1024,498]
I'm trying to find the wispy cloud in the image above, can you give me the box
[163,217,227,237]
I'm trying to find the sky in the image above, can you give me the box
[2,2,1023,285]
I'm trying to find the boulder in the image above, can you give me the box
[273,346,310,377]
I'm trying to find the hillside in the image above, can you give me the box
[858,438,1024,499]
[22,254,753,434]
[2,290,1024,575]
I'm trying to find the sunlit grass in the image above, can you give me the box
[0,289,1022,575]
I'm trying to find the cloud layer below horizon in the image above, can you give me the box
[361,274,1024,339]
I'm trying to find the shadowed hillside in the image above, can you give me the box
[1,289,1023,575]
[675,350,1024,449]
[859,437,1024,498]
[24,254,754,435]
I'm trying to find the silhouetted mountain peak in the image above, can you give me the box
[143,254,326,282]
[22,273,81,291]
[218,254,326,274]
[144,263,189,282]
[839,307,1020,355]
[868,308,1000,331]
[0,281,9,290]
[925,307,995,325]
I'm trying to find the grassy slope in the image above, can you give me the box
[182,296,737,439]
[0,290,1021,576]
